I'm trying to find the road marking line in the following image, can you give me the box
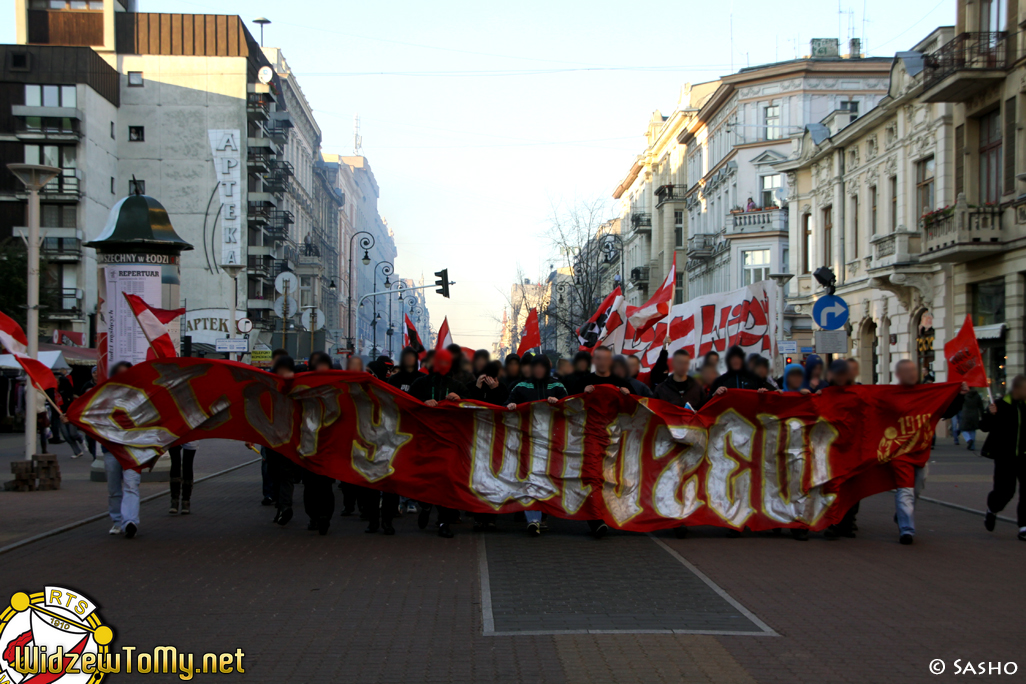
[0,457,260,556]
[920,496,1016,524]
[477,537,496,635]
[649,535,779,637]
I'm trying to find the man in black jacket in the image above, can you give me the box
[980,374,1026,540]
[582,346,633,396]
[409,348,467,538]
[563,351,593,396]
[655,350,704,410]
[472,361,508,406]
[710,346,776,395]
[389,347,423,393]
[506,355,568,407]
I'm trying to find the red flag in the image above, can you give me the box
[0,310,58,392]
[516,308,541,356]
[629,254,676,337]
[123,293,185,359]
[403,314,426,359]
[577,287,627,353]
[944,314,988,387]
[436,316,454,351]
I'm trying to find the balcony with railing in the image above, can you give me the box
[247,148,272,173]
[655,184,687,207]
[869,230,923,270]
[41,237,81,261]
[629,266,650,284]
[687,233,716,259]
[247,254,274,277]
[630,212,652,232]
[15,116,83,142]
[919,200,1004,263]
[41,287,81,320]
[36,174,80,198]
[727,207,788,234]
[922,32,1008,103]
[246,93,272,121]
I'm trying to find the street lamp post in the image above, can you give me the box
[372,261,393,357]
[347,231,374,352]
[768,273,795,376]
[222,264,244,362]
[7,163,61,460]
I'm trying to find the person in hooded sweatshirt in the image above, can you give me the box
[563,351,593,395]
[471,349,491,377]
[471,360,508,406]
[504,354,521,384]
[612,355,652,397]
[446,344,476,390]
[800,354,825,393]
[710,346,776,395]
[781,363,805,393]
[505,354,567,536]
[518,352,536,382]
[410,348,467,538]
[389,347,423,393]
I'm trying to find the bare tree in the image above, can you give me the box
[543,197,619,356]
[494,264,549,360]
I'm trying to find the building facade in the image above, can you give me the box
[680,46,892,305]
[779,29,957,385]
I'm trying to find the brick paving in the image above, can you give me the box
[0,438,1023,683]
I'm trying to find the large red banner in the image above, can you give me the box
[67,358,960,532]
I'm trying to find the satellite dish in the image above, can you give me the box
[273,296,297,319]
[258,66,274,85]
[274,271,298,295]
[302,308,325,331]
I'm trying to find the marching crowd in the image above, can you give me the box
[60,341,1025,546]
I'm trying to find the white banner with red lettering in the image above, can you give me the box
[625,280,779,376]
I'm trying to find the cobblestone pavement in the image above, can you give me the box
[0,440,1023,683]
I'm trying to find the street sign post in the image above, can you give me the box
[812,295,849,331]
[778,340,798,354]
[236,317,253,334]
[815,330,849,354]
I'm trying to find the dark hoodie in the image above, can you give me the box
[801,354,824,391]
[470,361,509,406]
[366,356,395,382]
[409,371,467,403]
[388,349,422,393]
[506,356,568,405]
[710,346,774,392]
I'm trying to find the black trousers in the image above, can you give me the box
[340,482,366,513]
[169,446,196,501]
[303,471,336,523]
[420,503,459,525]
[266,450,296,510]
[359,488,400,527]
[987,457,1026,526]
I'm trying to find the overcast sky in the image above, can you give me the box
[3,0,955,346]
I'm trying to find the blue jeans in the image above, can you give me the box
[525,511,542,523]
[895,466,926,536]
[961,430,976,445]
[104,452,140,527]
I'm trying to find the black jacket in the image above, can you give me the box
[709,345,775,392]
[388,369,423,394]
[470,378,509,406]
[409,373,468,403]
[654,376,705,409]
[980,395,1025,460]
[507,378,568,405]
[580,372,634,394]
[562,370,591,396]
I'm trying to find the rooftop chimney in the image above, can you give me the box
[849,38,862,59]
[810,38,840,58]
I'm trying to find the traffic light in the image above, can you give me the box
[434,268,450,298]
[785,356,793,365]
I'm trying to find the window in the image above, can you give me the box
[300,276,313,308]
[30,0,104,8]
[41,204,76,228]
[760,174,782,208]
[110,177,115,194]
[840,100,860,116]
[972,278,1005,326]
[851,194,859,259]
[127,72,144,87]
[9,52,29,71]
[980,0,1006,32]
[128,126,144,142]
[955,124,965,196]
[674,273,684,305]
[24,144,76,191]
[916,157,935,217]
[1004,97,1016,195]
[742,249,771,286]
[889,175,898,230]
[674,210,683,247]
[822,206,833,267]
[110,121,115,139]
[763,104,782,140]
[979,110,1002,204]
[24,84,76,108]
[128,179,145,195]
[802,213,812,274]
[870,185,878,235]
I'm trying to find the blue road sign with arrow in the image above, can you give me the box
[812,295,849,331]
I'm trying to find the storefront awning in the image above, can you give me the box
[975,323,1005,340]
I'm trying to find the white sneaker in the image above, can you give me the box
[108,524,122,535]
[71,452,83,459]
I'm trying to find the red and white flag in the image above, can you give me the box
[516,308,541,356]
[578,287,627,354]
[629,255,676,337]
[944,314,988,388]
[404,314,426,359]
[0,310,58,392]
[435,316,454,351]
[123,293,185,359]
